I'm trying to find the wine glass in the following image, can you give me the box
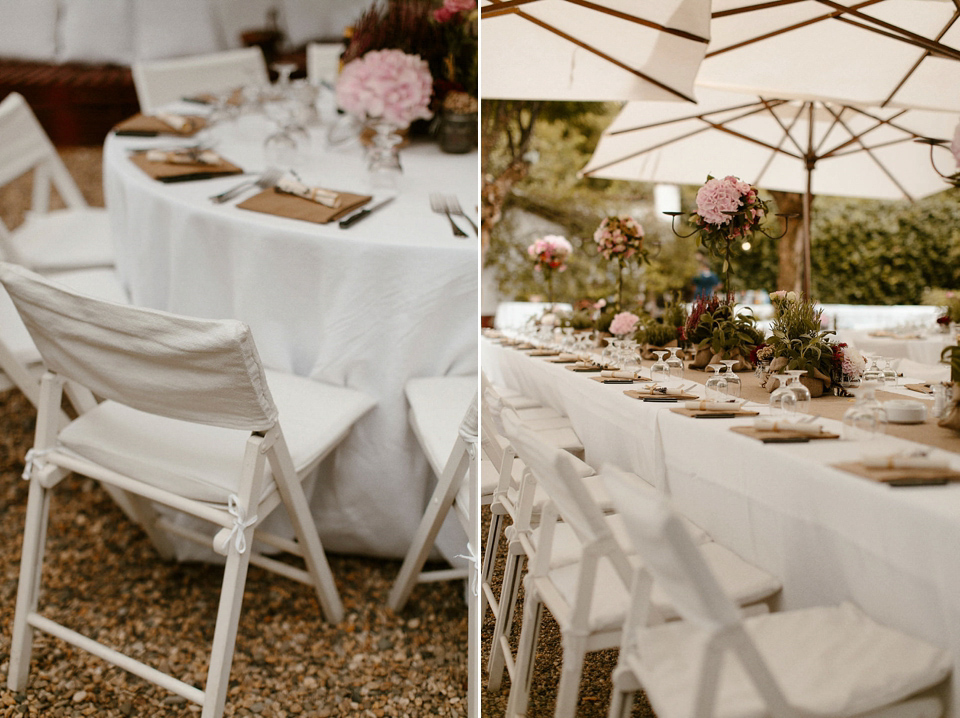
[601,337,618,368]
[768,373,797,416]
[622,340,642,375]
[705,364,728,400]
[879,356,898,386]
[650,351,670,385]
[719,359,741,398]
[784,369,811,414]
[862,354,884,383]
[841,381,887,440]
[666,346,684,383]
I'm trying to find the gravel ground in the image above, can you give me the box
[0,150,468,716]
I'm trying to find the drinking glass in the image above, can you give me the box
[705,364,728,400]
[862,355,884,383]
[666,347,684,383]
[784,369,811,414]
[769,374,797,416]
[841,381,887,440]
[650,351,670,385]
[621,339,642,375]
[601,337,618,368]
[720,359,741,398]
[879,357,898,386]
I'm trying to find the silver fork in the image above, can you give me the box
[443,194,477,235]
[210,167,283,204]
[430,193,468,237]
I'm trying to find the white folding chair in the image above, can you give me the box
[0,93,115,273]
[603,468,951,718]
[306,42,344,86]
[500,412,782,718]
[387,376,479,717]
[1,263,376,718]
[132,47,269,113]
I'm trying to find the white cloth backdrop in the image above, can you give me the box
[483,337,960,715]
[104,112,477,558]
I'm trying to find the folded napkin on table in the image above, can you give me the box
[554,353,581,362]
[636,385,687,396]
[601,370,636,379]
[145,148,222,166]
[130,149,242,181]
[684,399,744,411]
[753,418,824,435]
[861,455,950,470]
[275,176,342,208]
[114,113,206,136]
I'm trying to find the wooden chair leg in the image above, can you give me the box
[7,479,52,690]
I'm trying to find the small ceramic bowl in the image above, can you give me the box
[884,399,927,424]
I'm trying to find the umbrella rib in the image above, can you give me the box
[826,109,915,201]
[706,0,883,57]
[581,124,719,176]
[498,9,698,101]
[758,97,808,158]
[608,100,788,136]
[481,0,710,43]
[881,10,960,106]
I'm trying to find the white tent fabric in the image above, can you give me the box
[479,0,711,102]
[580,88,956,202]
[700,0,960,112]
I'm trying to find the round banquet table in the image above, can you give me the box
[103,109,478,558]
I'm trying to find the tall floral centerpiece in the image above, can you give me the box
[691,175,768,300]
[593,215,647,312]
[336,48,433,179]
[527,234,572,306]
[609,311,640,339]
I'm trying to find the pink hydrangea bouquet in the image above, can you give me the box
[527,234,573,305]
[609,311,640,338]
[527,234,573,272]
[593,215,647,312]
[336,49,434,128]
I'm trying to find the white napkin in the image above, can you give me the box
[155,112,194,132]
[601,370,636,379]
[145,148,220,166]
[861,455,950,470]
[556,353,580,361]
[753,418,823,435]
[684,399,744,411]
[276,177,341,208]
[636,386,686,396]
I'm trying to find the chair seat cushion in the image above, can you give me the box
[405,376,476,478]
[634,602,950,718]
[58,369,375,504]
[543,542,781,634]
[10,208,115,272]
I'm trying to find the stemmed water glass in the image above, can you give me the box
[719,359,741,398]
[879,356,898,386]
[841,380,887,440]
[601,337,619,368]
[784,369,811,414]
[666,346,684,384]
[705,364,728,400]
[768,373,797,416]
[862,354,884,383]
[650,351,671,385]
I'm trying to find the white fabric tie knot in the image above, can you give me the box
[225,494,258,554]
[22,447,53,480]
[455,546,480,597]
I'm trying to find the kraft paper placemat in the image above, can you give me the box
[527,349,559,357]
[237,188,371,225]
[114,113,206,136]
[590,375,650,385]
[564,364,602,373]
[832,461,960,486]
[905,383,934,395]
[624,389,698,401]
[731,426,840,443]
[129,151,242,182]
[670,407,760,418]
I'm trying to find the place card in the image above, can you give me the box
[832,461,960,486]
[237,188,371,225]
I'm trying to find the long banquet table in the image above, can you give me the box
[102,108,478,559]
[483,335,960,715]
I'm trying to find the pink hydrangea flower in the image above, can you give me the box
[695,176,747,226]
[336,49,433,128]
[609,311,640,337]
[434,0,476,22]
[593,215,644,261]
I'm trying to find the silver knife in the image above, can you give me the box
[339,196,396,228]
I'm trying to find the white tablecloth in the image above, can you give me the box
[103,112,478,558]
[483,337,960,715]
[838,329,954,367]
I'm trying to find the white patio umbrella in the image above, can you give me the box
[579,88,958,293]
[700,0,960,112]
[479,0,711,102]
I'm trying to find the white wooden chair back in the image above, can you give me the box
[132,47,269,113]
[0,93,88,251]
[0,262,277,431]
[603,466,749,631]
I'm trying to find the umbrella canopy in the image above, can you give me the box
[700,0,960,112]
[479,0,711,102]
[579,87,957,292]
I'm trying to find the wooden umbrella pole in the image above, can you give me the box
[803,102,814,297]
